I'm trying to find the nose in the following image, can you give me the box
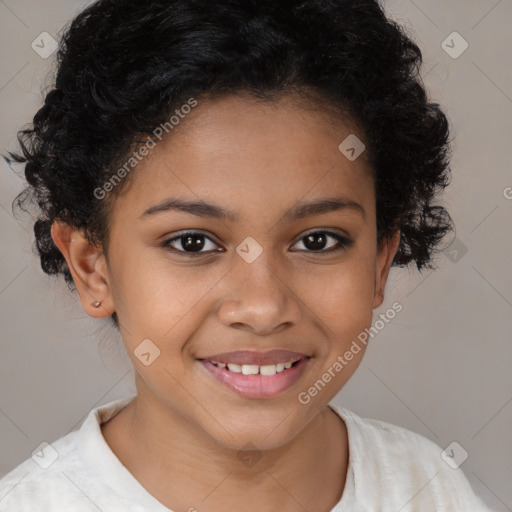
[217,253,303,336]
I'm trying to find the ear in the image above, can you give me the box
[372,230,401,309]
[50,220,115,318]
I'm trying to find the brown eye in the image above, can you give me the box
[162,231,221,255]
[291,230,353,253]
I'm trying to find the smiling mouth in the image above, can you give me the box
[197,356,311,399]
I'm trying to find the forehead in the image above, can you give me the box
[111,93,375,224]
[163,92,366,158]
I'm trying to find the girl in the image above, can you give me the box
[0,0,494,510]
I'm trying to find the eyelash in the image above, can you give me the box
[161,230,353,257]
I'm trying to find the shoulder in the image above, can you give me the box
[342,407,445,462]
[0,430,88,511]
[330,405,494,511]
[0,395,137,512]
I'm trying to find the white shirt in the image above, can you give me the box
[0,395,494,511]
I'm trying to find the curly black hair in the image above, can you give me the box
[7,0,453,325]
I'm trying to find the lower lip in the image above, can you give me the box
[199,358,310,399]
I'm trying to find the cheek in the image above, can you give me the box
[106,248,174,337]
[299,262,375,397]
[296,256,376,339]
[110,249,219,343]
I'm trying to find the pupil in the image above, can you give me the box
[183,235,204,252]
[304,233,326,251]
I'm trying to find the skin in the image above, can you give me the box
[52,92,400,512]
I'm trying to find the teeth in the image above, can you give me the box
[260,364,277,376]
[213,360,298,375]
[241,364,259,375]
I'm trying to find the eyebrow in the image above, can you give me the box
[140,196,366,222]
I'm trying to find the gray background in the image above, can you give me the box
[0,1,510,510]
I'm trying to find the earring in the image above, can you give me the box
[92,301,101,307]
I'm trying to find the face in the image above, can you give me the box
[56,93,399,451]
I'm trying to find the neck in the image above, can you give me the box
[101,394,349,512]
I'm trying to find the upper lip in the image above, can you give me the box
[198,349,310,366]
